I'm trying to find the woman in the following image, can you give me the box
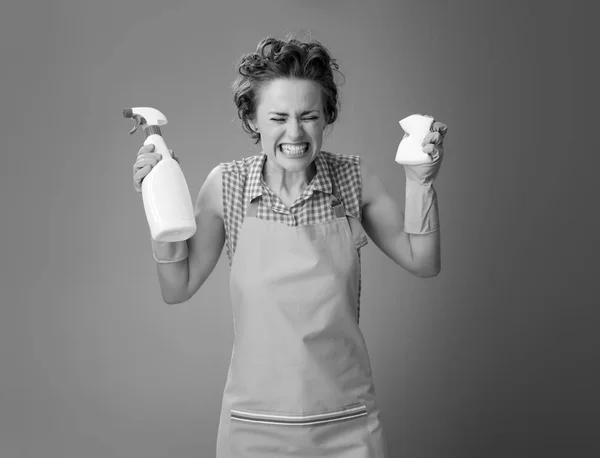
[133,36,448,458]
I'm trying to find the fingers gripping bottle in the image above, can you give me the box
[394,114,435,165]
[123,107,197,242]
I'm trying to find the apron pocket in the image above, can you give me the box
[229,403,371,457]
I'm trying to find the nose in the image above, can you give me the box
[286,120,304,140]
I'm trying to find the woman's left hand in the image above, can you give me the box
[403,117,448,186]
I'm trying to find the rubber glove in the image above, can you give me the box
[402,117,448,234]
[133,144,180,195]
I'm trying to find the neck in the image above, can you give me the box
[263,157,317,197]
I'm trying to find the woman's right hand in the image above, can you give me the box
[133,144,178,194]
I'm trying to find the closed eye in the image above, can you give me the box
[270,117,319,122]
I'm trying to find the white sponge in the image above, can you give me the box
[395,114,435,165]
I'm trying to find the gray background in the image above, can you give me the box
[1,0,596,457]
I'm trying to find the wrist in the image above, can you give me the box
[404,181,440,234]
[151,239,189,263]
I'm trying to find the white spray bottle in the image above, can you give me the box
[394,114,435,165]
[123,107,197,242]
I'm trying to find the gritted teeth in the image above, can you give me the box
[279,143,309,154]
[280,142,309,148]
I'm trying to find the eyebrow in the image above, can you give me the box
[268,110,320,116]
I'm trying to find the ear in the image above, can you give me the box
[248,118,258,133]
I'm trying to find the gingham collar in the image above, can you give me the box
[246,151,333,202]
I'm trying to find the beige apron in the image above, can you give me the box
[215,193,389,457]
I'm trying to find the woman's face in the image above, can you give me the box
[251,78,328,173]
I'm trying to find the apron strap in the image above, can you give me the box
[329,194,347,218]
[330,194,369,250]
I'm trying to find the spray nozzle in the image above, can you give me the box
[122,107,168,136]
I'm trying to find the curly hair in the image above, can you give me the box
[232,35,345,144]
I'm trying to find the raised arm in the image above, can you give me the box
[157,165,226,303]
[361,163,441,277]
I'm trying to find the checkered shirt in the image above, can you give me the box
[220,150,367,321]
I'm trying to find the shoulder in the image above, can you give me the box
[320,151,381,208]
[195,164,224,220]
[195,154,260,221]
[357,159,385,208]
[319,150,361,170]
[220,153,261,176]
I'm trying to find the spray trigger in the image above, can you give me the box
[128,114,144,135]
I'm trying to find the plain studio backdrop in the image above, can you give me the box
[1,0,596,457]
